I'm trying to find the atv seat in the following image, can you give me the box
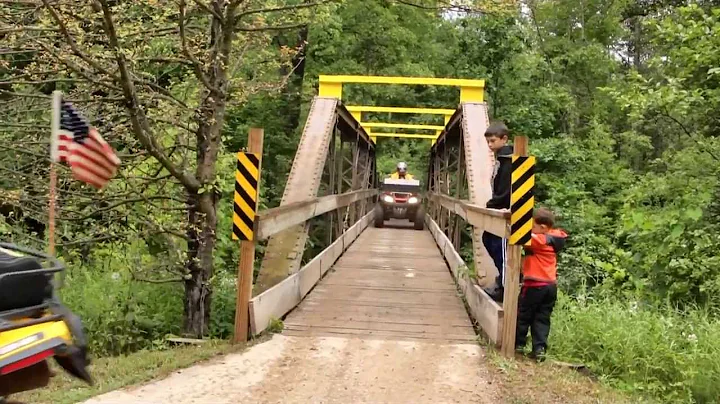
[0,248,53,312]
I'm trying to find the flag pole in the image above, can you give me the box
[49,90,61,256]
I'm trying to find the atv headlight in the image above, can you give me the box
[383,195,394,203]
[408,197,419,204]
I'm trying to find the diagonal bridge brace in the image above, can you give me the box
[254,97,340,296]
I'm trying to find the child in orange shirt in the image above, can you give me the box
[515,207,567,361]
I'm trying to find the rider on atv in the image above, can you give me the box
[389,162,414,180]
[376,162,424,230]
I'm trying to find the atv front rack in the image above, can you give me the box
[0,243,65,323]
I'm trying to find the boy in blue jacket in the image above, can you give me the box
[482,121,513,302]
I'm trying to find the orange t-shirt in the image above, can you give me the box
[522,229,568,283]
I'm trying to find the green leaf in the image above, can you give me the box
[685,208,703,221]
[670,224,685,239]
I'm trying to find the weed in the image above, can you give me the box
[549,293,720,403]
[267,317,284,334]
[54,249,238,357]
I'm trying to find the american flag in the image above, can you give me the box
[51,101,121,189]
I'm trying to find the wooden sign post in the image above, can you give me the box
[501,135,535,357]
[232,128,264,344]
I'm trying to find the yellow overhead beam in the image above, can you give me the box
[319,74,484,103]
[320,74,483,145]
[347,106,456,115]
[320,75,484,88]
[368,132,438,140]
[362,122,445,131]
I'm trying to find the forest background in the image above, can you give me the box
[2,0,720,401]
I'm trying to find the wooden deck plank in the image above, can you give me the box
[283,226,476,343]
[300,297,466,311]
[285,311,471,324]
[283,325,477,343]
[327,267,454,278]
[291,304,472,319]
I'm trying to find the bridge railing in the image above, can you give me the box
[255,189,378,240]
[232,99,378,340]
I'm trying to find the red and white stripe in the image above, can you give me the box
[50,129,73,163]
[66,128,121,189]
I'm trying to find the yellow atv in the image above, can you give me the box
[0,243,92,402]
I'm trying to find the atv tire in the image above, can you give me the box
[373,204,385,228]
[414,205,425,230]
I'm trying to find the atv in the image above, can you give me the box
[374,178,425,230]
[0,243,92,402]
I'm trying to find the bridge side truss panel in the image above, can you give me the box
[325,110,376,244]
[460,103,495,285]
[256,97,376,295]
[428,103,495,285]
[255,97,338,295]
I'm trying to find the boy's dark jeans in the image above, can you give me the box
[516,284,557,353]
[482,231,506,289]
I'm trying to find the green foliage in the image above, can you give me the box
[56,243,237,356]
[551,294,720,402]
[267,317,284,334]
[531,128,636,292]
[58,251,180,356]
[375,139,431,184]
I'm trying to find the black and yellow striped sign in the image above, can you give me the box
[233,152,260,241]
[510,155,536,245]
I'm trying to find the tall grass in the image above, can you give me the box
[55,246,237,357]
[59,268,182,356]
[550,293,720,403]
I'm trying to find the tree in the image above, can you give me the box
[0,0,323,337]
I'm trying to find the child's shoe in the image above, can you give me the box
[529,347,546,362]
[482,286,504,303]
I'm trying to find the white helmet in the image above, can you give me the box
[397,162,408,173]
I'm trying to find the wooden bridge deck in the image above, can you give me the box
[283,222,477,342]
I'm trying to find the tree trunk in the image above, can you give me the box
[633,16,642,70]
[183,191,217,337]
[180,1,232,337]
[182,100,224,337]
[287,26,309,130]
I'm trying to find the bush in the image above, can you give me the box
[550,293,720,403]
[59,266,182,356]
[56,245,238,357]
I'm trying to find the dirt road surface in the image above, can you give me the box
[83,334,500,404]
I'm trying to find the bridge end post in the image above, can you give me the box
[233,128,264,344]
[459,83,485,103]
[318,75,343,99]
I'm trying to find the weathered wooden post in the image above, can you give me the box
[501,135,535,357]
[232,128,264,344]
